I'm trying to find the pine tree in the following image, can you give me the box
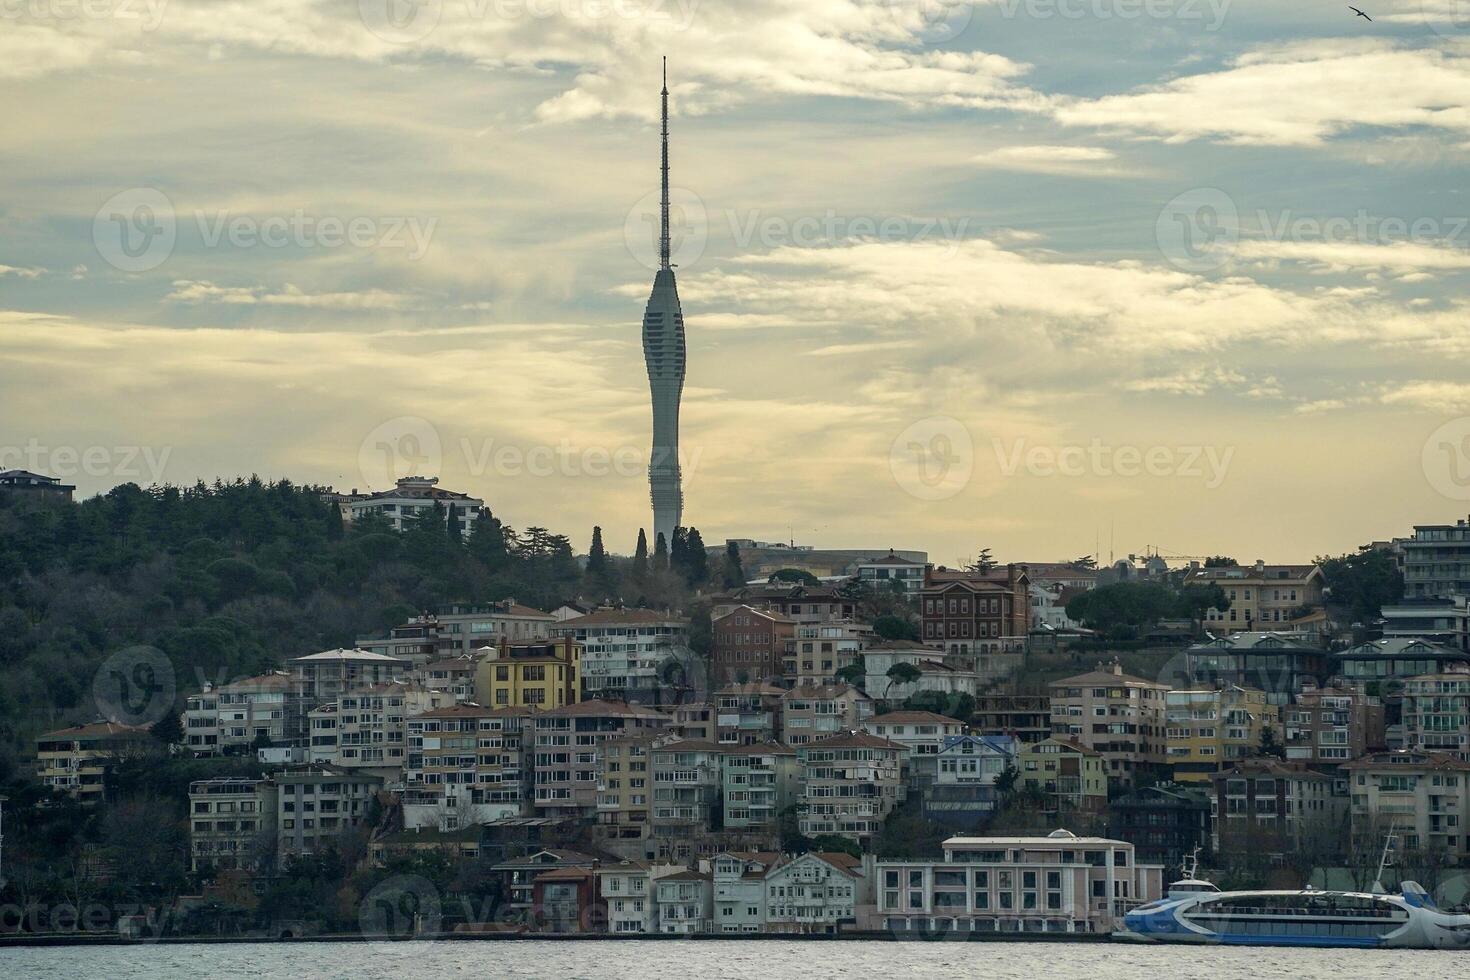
[721,540,745,588]
[653,531,669,572]
[684,527,709,587]
[467,509,509,569]
[633,529,649,581]
[446,502,463,545]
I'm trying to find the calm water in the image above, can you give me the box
[0,940,1464,979]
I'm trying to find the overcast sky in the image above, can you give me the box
[3,1,1470,564]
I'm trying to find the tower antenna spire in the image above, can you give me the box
[659,56,670,271]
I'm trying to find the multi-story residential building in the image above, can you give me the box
[1106,783,1212,872]
[532,866,600,932]
[474,637,581,710]
[492,848,600,914]
[857,551,927,596]
[1400,517,1470,600]
[341,476,483,532]
[183,672,297,754]
[1165,686,1281,783]
[721,742,799,834]
[654,869,712,933]
[791,620,873,684]
[714,683,785,745]
[1285,684,1385,767]
[1347,750,1470,860]
[550,608,691,702]
[924,734,1016,829]
[357,602,557,661]
[862,710,965,781]
[34,721,156,802]
[780,683,874,747]
[0,468,74,502]
[861,640,986,703]
[414,656,479,702]
[797,731,906,845]
[1381,595,1470,653]
[665,702,717,742]
[711,605,796,686]
[1016,737,1108,817]
[596,733,657,856]
[1402,673,1470,759]
[921,564,1030,655]
[1183,632,1330,706]
[1330,638,1470,710]
[274,764,383,861]
[289,649,410,706]
[763,851,868,934]
[650,739,724,859]
[710,851,780,933]
[532,700,668,819]
[711,584,857,626]
[1048,663,1169,786]
[1209,759,1342,857]
[326,682,450,779]
[188,777,279,872]
[599,860,682,933]
[871,831,1163,934]
[1184,561,1325,631]
[403,703,529,829]
[1020,562,1099,593]
[974,694,1052,744]
[1030,583,1085,631]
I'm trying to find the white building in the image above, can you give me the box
[711,852,779,933]
[550,608,691,702]
[856,551,927,596]
[764,851,869,934]
[654,869,712,933]
[184,672,296,754]
[341,476,483,532]
[862,642,981,703]
[599,860,682,933]
[862,710,966,778]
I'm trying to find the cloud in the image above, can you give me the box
[1233,239,1470,274]
[0,264,45,278]
[973,144,1123,176]
[165,280,419,310]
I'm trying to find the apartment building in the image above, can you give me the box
[1346,750,1470,860]
[711,605,796,686]
[924,734,1017,829]
[857,551,928,596]
[600,860,682,933]
[651,739,724,859]
[1048,663,1169,786]
[862,641,982,703]
[532,700,667,819]
[714,683,785,745]
[413,656,480,702]
[188,777,278,872]
[1165,686,1280,783]
[721,742,799,833]
[1106,783,1212,871]
[1209,759,1342,857]
[1183,632,1329,706]
[1285,684,1385,767]
[1380,595,1470,653]
[1184,561,1325,631]
[274,764,383,860]
[551,608,690,702]
[596,733,657,856]
[665,702,717,742]
[289,649,410,706]
[974,694,1052,744]
[358,602,557,662]
[791,620,873,684]
[325,682,450,778]
[710,851,779,933]
[402,703,529,830]
[1016,737,1108,817]
[780,683,874,747]
[340,476,483,531]
[872,831,1163,934]
[711,584,857,625]
[1400,517,1470,599]
[797,731,906,845]
[921,564,1030,655]
[862,710,965,780]
[183,672,296,754]
[474,638,580,710]
[34,721,156,803]
[1402,673,1470,759]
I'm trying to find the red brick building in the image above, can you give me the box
[712,605,796,686]
[921,564,1030,654]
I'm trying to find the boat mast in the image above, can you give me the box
[1372,820,1397,893]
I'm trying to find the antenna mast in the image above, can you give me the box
[659,56,670,271]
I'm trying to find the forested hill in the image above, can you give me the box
[0,478,615,781]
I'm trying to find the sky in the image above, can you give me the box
[2,0,1470,566]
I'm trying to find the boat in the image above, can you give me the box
[1116,849,1470,949]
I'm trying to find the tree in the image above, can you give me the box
[1065,581,1182,635]
[1179,583,1231,626]
[1072,555,1097,570]
[586,526,612,596]
[835,659,865,688]
[872,613,920,642]
[1257,724,1286,760]
[632,529,649,582]
[903,690,974,722]
[683,527,709,588]
[467,509,508,569]
[653,532,669,573]
[884,661,921,700]
[995,764,1020,794]
[720,540,745,588]
[966,548,998,573]
[150,711,184,746]
[445,502,463,546]
[768,568,819,586]
[1317,548,1404,622]
[1204,556,1238,568]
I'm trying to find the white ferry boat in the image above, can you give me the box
[1118,873,1470,949]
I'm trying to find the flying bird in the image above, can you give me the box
[1348,5,1372,19]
